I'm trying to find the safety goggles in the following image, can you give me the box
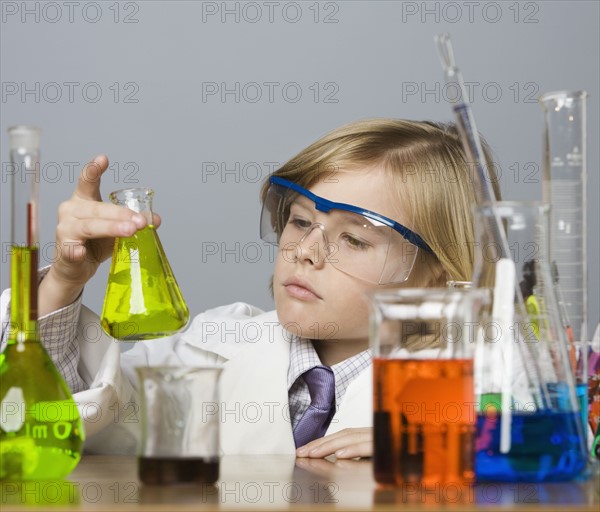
[260,176,433,284]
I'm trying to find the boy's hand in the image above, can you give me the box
[295,455,370,477]
[39,155,160,315]
[295,428,372,459]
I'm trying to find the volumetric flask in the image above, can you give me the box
[472,202,587,482]
[136,367,222,485]
[1,126,84,480]
[370,288,487,487]
[101,188,189,340]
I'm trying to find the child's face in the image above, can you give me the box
[272,165,435,342]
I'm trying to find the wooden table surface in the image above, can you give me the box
[1,455,599,511]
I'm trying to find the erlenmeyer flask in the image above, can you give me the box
[1,126,85,480]
[472,201,587,482]
[100,188,189,341]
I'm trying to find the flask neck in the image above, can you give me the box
[8,245,39,345]
[8,126,41,247]
[472,202,550,287]
[7,126,41,346]
[110,188,154,225]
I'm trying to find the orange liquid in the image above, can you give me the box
[374,358,475,487]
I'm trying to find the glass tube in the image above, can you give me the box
[540,91,588,343]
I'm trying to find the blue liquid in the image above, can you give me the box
[575,382,589,433]
[476,411,587,482]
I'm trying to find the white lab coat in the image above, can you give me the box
[0,295,372,455]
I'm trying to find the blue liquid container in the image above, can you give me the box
[472,203,588,482]
[475,411,587,482]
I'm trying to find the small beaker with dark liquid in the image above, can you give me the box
[101,188,189,340]
[136,367,223,485]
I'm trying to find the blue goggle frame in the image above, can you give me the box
[269,176,433,254]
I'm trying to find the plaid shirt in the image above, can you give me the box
[287,336,371,429]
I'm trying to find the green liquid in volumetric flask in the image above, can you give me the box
[101,225,189,341]
[1,247,85,480]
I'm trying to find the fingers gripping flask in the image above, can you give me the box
[0,126,85,480]
[101,188,189,341]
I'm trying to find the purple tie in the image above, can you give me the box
[293,365,336,448]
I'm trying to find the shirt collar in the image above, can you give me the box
[287,336,372,406]
[287,336,321,390]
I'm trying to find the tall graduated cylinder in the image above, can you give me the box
[370,289,487,487]
[540,91,592,436]
[539,91,587,343]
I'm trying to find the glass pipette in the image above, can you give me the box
[434,34,552,415]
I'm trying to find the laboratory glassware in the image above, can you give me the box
[472,202,588,481]
[434,34,587,481]
[136,367,222,485]
[100,188,189,340]
[0,126,84,480]
[540,91,588,343]
[370,288,487,487]
[540,91,590,433]
[435,33,548,406]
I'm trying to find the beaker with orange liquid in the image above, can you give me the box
[370,288,487,488]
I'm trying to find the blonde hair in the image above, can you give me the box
[261,118,500,284]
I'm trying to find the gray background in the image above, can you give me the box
[1,0,599,337]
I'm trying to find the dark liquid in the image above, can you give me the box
[138,457,219,485]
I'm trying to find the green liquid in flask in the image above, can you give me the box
[1,247,85,480]
[101,225,189,341]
